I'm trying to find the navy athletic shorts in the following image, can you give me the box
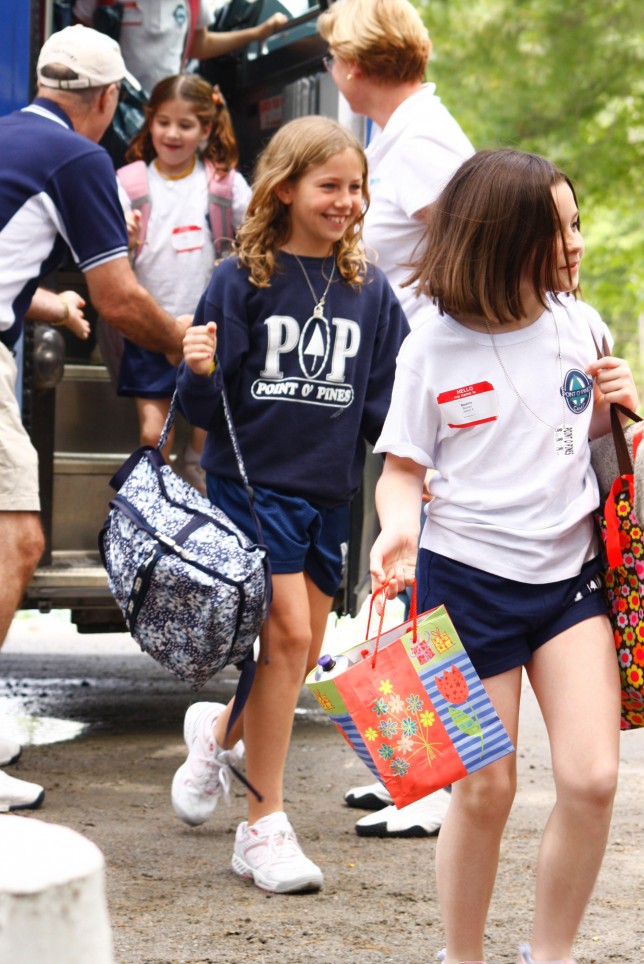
[417,549,607,679]
[206,475,349,597]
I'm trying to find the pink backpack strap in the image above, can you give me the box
[204,159,235,258]
[116,160,151,258]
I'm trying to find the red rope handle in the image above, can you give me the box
[604,475,633,568]
[366,580,418,669]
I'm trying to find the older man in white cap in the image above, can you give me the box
[0,25,190,813]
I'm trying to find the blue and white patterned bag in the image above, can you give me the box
[99,392,268,689]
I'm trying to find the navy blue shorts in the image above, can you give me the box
[118,342,175,398]
[206,475,350,597]
[417,549,607,679]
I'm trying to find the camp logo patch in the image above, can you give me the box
[560,369,593,415]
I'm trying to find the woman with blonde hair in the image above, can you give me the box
[318,0,473,331]
[318,0,474,840]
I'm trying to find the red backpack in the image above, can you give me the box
[116,159,235,259]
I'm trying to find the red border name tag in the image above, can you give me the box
[437,381,498,428]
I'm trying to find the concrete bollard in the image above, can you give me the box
[0,815,113,964]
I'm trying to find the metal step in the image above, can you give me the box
[31,550,109,589]
[51,454,123,552]
[55,363,140,453]
[52,363,191,552]
[26,551,126,631]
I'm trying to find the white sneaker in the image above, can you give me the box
[355,787,452,837]
[0,770,45,811]
[171,702,244,826]
[517,943,576,964]
[343,780,393,810]
[0,735,22,767]
[232,811,324,894]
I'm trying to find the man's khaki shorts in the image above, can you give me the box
[0,341,40,511]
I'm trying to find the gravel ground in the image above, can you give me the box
[1,611,643,963]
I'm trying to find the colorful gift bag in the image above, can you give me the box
[593,405,644,730]
[589,336,644,731]
[306,590,515,808]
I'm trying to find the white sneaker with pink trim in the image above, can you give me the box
[232,811,324,894]
[171,702,244,826]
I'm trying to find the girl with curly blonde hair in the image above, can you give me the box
[235,114,370,288]
[171,114,409,895]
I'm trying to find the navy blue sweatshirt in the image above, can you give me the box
[176,252,410,507]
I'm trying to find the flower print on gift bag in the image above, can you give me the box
[305,584,515,807]
[593,403,644,730]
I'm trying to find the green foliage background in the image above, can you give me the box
[421,0,644,386]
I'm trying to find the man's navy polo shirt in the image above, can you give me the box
[0,98,128,348]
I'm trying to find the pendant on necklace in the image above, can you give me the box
[313,302,326,320]
[554,424,574,456]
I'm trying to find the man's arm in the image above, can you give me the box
[85,257,187,357]
[189,14,287,60]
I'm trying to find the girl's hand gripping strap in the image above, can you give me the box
[591,332,644,567]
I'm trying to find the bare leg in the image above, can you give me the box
[0,512,45,647]
[189,426,207,456]
[215,572,333,823]
[526,616,619,961]
[134,397,173,457]
[436,667,522,964]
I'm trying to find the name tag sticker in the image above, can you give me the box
[437,381,499,428]
[171,225,204,253]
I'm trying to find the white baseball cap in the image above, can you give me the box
[37,24,136,90]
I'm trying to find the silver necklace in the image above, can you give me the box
[288,250,336,319]
[485,313,574,455]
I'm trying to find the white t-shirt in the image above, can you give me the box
[375,296,611,583]
[73,0,211,94]
[126,160,250,316]
[364,85,474,330]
